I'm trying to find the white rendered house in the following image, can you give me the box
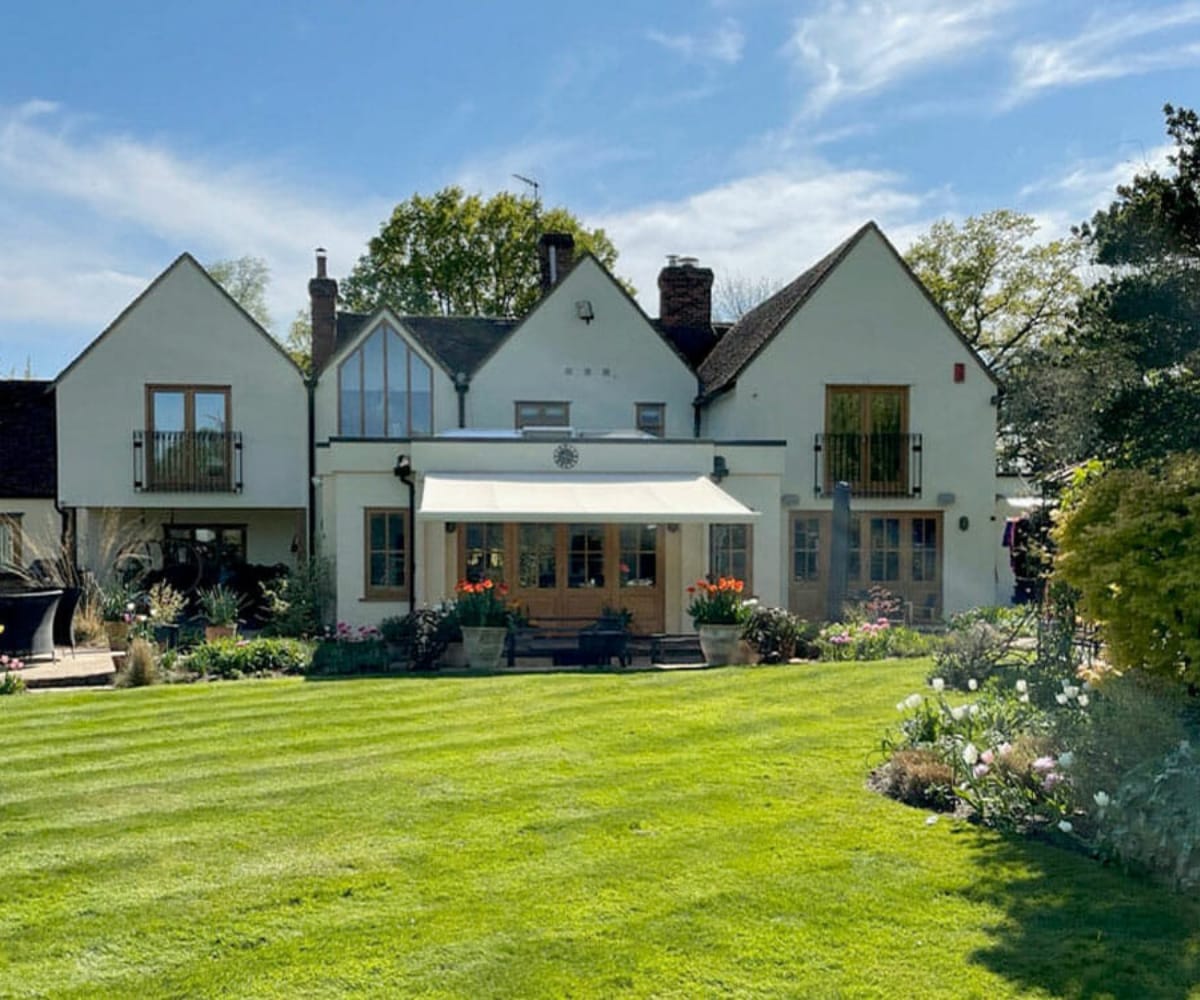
[55,254,309,587]
[311,224,999,631]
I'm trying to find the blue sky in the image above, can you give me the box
[1,0,1196,377]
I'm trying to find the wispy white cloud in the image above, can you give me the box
[1017,141,1175,234]
[1006,3,1200,105]
[787,0,1015,116]
[647,17,745,64]
[0,101,387,372]
[593,164,941,310]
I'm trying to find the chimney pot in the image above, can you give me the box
[538,232,575,295]
[315,247,328,279]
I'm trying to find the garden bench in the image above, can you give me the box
[506,618,631,667]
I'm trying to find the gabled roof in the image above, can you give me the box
[697,221,999,395]
[333,312,517,379]
[56,253,304,385]
[332,253,694,381]
[0,381,55,498]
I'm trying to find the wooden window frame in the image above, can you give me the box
[514,401,570,429]
[635,402,666,437]
[146,384,232,434]
[709,523,752,591]
[823,385,910,495]
[162,523,248,571]
[364,508,409,601]
[337,323,433,438]
[145,385,233,490]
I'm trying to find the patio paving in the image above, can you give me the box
[18,646,116,689]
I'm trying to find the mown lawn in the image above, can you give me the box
[2,661,1198,999]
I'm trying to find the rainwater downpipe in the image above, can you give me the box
[394,454,416,606]
[454,371,470,428]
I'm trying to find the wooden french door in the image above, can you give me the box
[460,522,665,633]
[787,511,942,621]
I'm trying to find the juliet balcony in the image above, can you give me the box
[813,432,922,499]
[133,430,244,493]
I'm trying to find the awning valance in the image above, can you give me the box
[418,473,758,523]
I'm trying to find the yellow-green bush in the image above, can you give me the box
[1053,455,1200,686]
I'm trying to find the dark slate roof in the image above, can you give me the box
[0,381,56,497]
[335,312,517,379]
[698,224,868,394]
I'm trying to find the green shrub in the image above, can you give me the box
[260,558,333,638]
[115,638,158,688]
[877,749,957,811]
[186,637,313,679]
[742,607,811,663]
[1098,739,1200,891]
[306,639,389,676]
[379,608,456,671]
[817,619,933,661]
[1053,455,1200,686]
[0,669,25,695]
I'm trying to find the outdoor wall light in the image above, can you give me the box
[711,455,729,482]
[575,300,595,324]
[958,515,970,531]
[393,454,413,480]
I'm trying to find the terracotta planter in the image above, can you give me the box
[461,626,507,670]
[104,620,129,653]
[698,623,743,666]
[205,624,237,643]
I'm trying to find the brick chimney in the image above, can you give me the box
[658,255,716,366]
[309,248,337,373]
[538,232,575,294]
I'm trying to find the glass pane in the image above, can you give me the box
[847,516,862,582]
[619,524,656,587]
[386,554,406,587]
[369,514,385,549]
[870,391,903,434]
[410,353,432,435]
[792,517,820,581]
[339,352,362,435]
[387,513,406,551]
[465,523,504,584]
[568,524,604,588]
[194,392,227,433]
[386,329,409,438]
[369,553,387,586]
[152,391,186,432]
[518,524,556,588]
[362,329,385,437]
[828,392,861,434]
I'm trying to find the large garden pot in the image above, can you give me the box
[103,620,130,653]
[205,624,237,643]
[698,624,744,666]
[461,626,507,670]
[439,641,467,670]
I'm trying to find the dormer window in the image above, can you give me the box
[338,323,433,438]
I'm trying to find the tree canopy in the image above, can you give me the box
[208,256,272,330]
[340,186,623,317]
[1074,104,1200,466]
[905,209,1083,373]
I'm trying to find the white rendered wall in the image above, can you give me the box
[468,259,698,435]
[703,229,998,614]
[56,256,308,510]
[0,500,60,571]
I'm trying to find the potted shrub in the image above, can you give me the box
[146,580,186,649]
[742,606,807,664]
[687,577,753,665]
[380,607,455,671]
[99,581,141,652]
[199,584,241,642]
[454,579,511,669]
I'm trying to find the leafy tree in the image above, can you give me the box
[1074,104,1200,466]
[905,210,1083,373]
[1053,456,1200,688]
[283,310,313,377]
[341,186,624,317]
[208,256,272,329]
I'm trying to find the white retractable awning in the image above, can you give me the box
[419,473,758,523]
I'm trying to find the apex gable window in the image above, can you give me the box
[636,402,665,437]
[365,509,408,599]
[515,401,570,429]
[339,323,433,438]
[146,385,233,491]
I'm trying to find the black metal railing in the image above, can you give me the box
[814,432,922,498]
[133,430,243,493]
